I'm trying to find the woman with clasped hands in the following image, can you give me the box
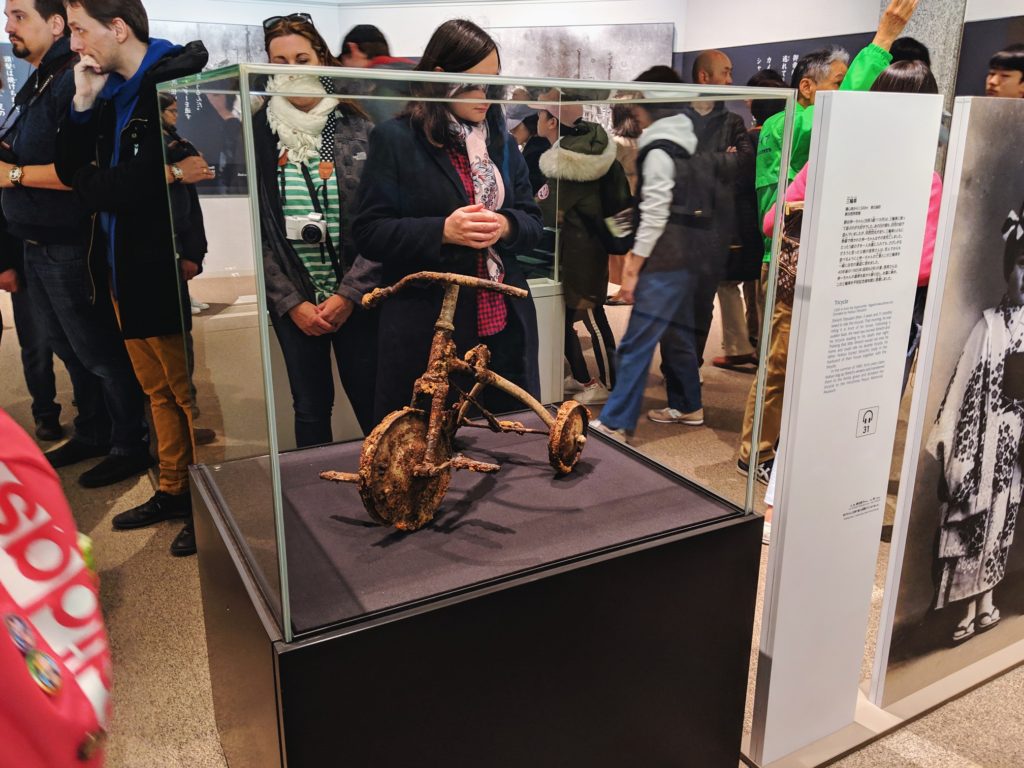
[352,19,544,421]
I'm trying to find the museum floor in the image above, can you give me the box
[3,291,1024,767]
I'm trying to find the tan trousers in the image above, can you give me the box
[739,264,792,464]
[113,297,194,495]
[717,280,756,357]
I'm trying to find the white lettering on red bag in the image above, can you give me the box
[0,460,111,726]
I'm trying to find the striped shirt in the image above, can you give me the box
[280,158,341,304]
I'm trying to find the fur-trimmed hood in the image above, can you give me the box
[538,121,618,182]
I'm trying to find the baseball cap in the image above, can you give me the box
[505,103,536,132]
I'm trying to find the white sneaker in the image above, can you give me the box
[573,381,610,405]
[190,296,209,313]
[590,419,626,443]
[761,520,771,545]
[647,407,704,425]
[190,303,200,316]
[563,375,585,394]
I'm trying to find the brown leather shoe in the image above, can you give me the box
[711,353,758,369]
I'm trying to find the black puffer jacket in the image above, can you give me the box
[54,41,208,339]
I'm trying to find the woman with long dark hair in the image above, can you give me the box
[352,19,544,420]
[255,14,380,445]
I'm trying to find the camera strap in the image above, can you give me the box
[300,162,343,280]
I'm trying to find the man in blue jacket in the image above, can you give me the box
[56,0,208,556]
[1,0,150,482]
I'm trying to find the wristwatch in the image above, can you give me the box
[9,166,23,187]
[170,164,184,183]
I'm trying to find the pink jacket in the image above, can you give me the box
[763,166,942,287]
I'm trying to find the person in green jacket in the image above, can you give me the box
[738,0,921,484]
[755,0,922,264]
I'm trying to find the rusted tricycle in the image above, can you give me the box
[320,271,590,531]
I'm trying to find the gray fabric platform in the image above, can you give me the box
[270,414,737,634]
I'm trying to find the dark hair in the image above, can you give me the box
[791,46,849,88]
[633,66,685,122]
[408,19,501,148]
[35,0,69,36]
[1005,234,1024,282]
[158,92,175,111]
[890,37,931,66]
[990,43,1024,78]
[341,24,390,60]
[264,17,337,65]
[611,102,642,139]
[870,60,939,94]
[521,112,539,137]
[64,0,148,43]
[747,69,788,126]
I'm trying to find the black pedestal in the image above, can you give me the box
[193,430,763,768]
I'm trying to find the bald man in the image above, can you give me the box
[680,50,757,375]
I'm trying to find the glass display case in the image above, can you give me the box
[159,64,795,643]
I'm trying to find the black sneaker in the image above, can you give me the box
[112,491,191,530]
[736,457,774,486]
[35,416,64,442]
[44,439,110,468]
[169,520,197,557]
[78,452,155,488]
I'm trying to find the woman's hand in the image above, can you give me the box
[317,295,355,331]
[443,203,504,248]
[288,301,334,336]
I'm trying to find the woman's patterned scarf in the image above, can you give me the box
[448,113,506,282]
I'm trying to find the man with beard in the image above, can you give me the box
[2,0,151,481]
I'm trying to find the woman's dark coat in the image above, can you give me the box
[352,113,544,419]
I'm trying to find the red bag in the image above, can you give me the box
[0,408,111,768]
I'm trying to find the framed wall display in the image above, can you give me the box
[673,32,874,87]
[485,23,674,81]
[873,97,1024,708]
[954,15,1024,96]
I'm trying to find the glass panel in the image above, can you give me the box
[158,70,283,623]
[164,64,793,639]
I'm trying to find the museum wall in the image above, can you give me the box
[967,0,1024,22]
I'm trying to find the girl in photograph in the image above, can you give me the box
[929,201,1024,643]
[352,19,543,420]
[255,13,380,444]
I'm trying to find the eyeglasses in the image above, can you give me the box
[262,12,314,31]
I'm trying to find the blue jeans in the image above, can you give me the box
[10,276,59,421]
[599,267,702,432]
[24,241,148,454]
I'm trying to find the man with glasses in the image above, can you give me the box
[2,0,151,481]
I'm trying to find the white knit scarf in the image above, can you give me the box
[266,73,337,165]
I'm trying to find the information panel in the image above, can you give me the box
[750,90,942,764]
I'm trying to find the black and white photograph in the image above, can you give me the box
[485,23,674,81]
[881,97,1024,706]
